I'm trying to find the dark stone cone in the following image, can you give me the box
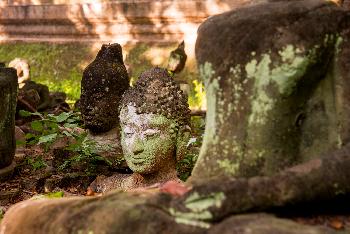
[80,43,129,133]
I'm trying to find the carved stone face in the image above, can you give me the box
[120,105,177,174]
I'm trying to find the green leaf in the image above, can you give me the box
[63,123,78,129]
[37,133,57,145]
[19,110,32,117]
[62,130,72,137]
[54,112,71,123]
[45,191,64,198]
[16,140,26,146]
[46,121,59,131]
[32,160,47,170]
[67,118,77,123]
[19,110,42,118]
[58,160,71,170]
[25,133,35,140]
[31,121,43,132]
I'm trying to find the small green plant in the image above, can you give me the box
[177,153,199,181]
[188,79,206,109]
[0,209,4,222]
[0,43,90,102]
[26,156,47,170]
[31,191,64,200]
[176,115,205,181]
[20,110,81,151]
[58,134,112,172]
[20,110,112,173]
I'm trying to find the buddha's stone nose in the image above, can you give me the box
[131,137,144,155]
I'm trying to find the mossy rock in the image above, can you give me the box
[0,68,17,171]
[191,0,350,181]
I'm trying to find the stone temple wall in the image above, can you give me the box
[0,0,253,45]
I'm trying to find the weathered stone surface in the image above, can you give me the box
[191,0,350,181]
[0,162,16,182]
[0,67,18,181]
[342,0,350,9]
[167,41,187,74]
[8,58,30,87]
[208,213,336,234]
[21,81,51,111]
[3,1,350,233]
[5,112,350,232]
[3,146,348,234]
[89,67,191,193]
[80,43,129,133]
[86,127,125,169]
[169,142,350,222]
[0,191,203,234]
[0,1,248,44]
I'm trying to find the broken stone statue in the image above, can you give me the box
[1,1,350,233]
[167,40,187,75]
[9,58,52,112]
[8,58,30,88]
[90,67,191,192]
[80,43,130,168]
[0,67,18,181]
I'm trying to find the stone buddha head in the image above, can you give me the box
[81,43,129,133]
[119,67,191,178]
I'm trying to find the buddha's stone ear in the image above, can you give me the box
[175,125,191,162]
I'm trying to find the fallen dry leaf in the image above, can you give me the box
[329,219,344,230]
[86,188,95,196]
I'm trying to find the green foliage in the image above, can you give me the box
[0,209,3,222]
[20,110,80,151]
[189,116,206,136]
[125,43,152,86]
[177,153,199,181]
[177,116,205,181]
[26,156,47,170]
[58,134,112,172]
[0,43,91,102]
[188,80,206,110]
[0,42,207,109]
[21,110,111,173]
[45,191,64,198]
[30,191,64,200]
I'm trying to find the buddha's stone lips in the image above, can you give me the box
[130,157,146,164]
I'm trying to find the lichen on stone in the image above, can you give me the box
[168,208,212,229]
[185,192,226,212]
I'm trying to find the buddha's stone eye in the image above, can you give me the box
[144,129,160,139]
[123,127,134,138]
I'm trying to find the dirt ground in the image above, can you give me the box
[0,145,103,215]
[1,145,350,232]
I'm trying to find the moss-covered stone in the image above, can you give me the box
[0,68,18,178]
[80,43,129,133]
[191,0,350,181]
[208,213,336,234]
[89,67,191,192]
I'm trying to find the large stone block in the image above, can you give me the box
[0,67,18,181]
[191,0,350,181]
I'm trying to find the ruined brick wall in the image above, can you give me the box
[0,0,251,44]
[343,0,350,9]
[1,0,347,46]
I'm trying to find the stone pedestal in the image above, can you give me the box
[0,67,18,182]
